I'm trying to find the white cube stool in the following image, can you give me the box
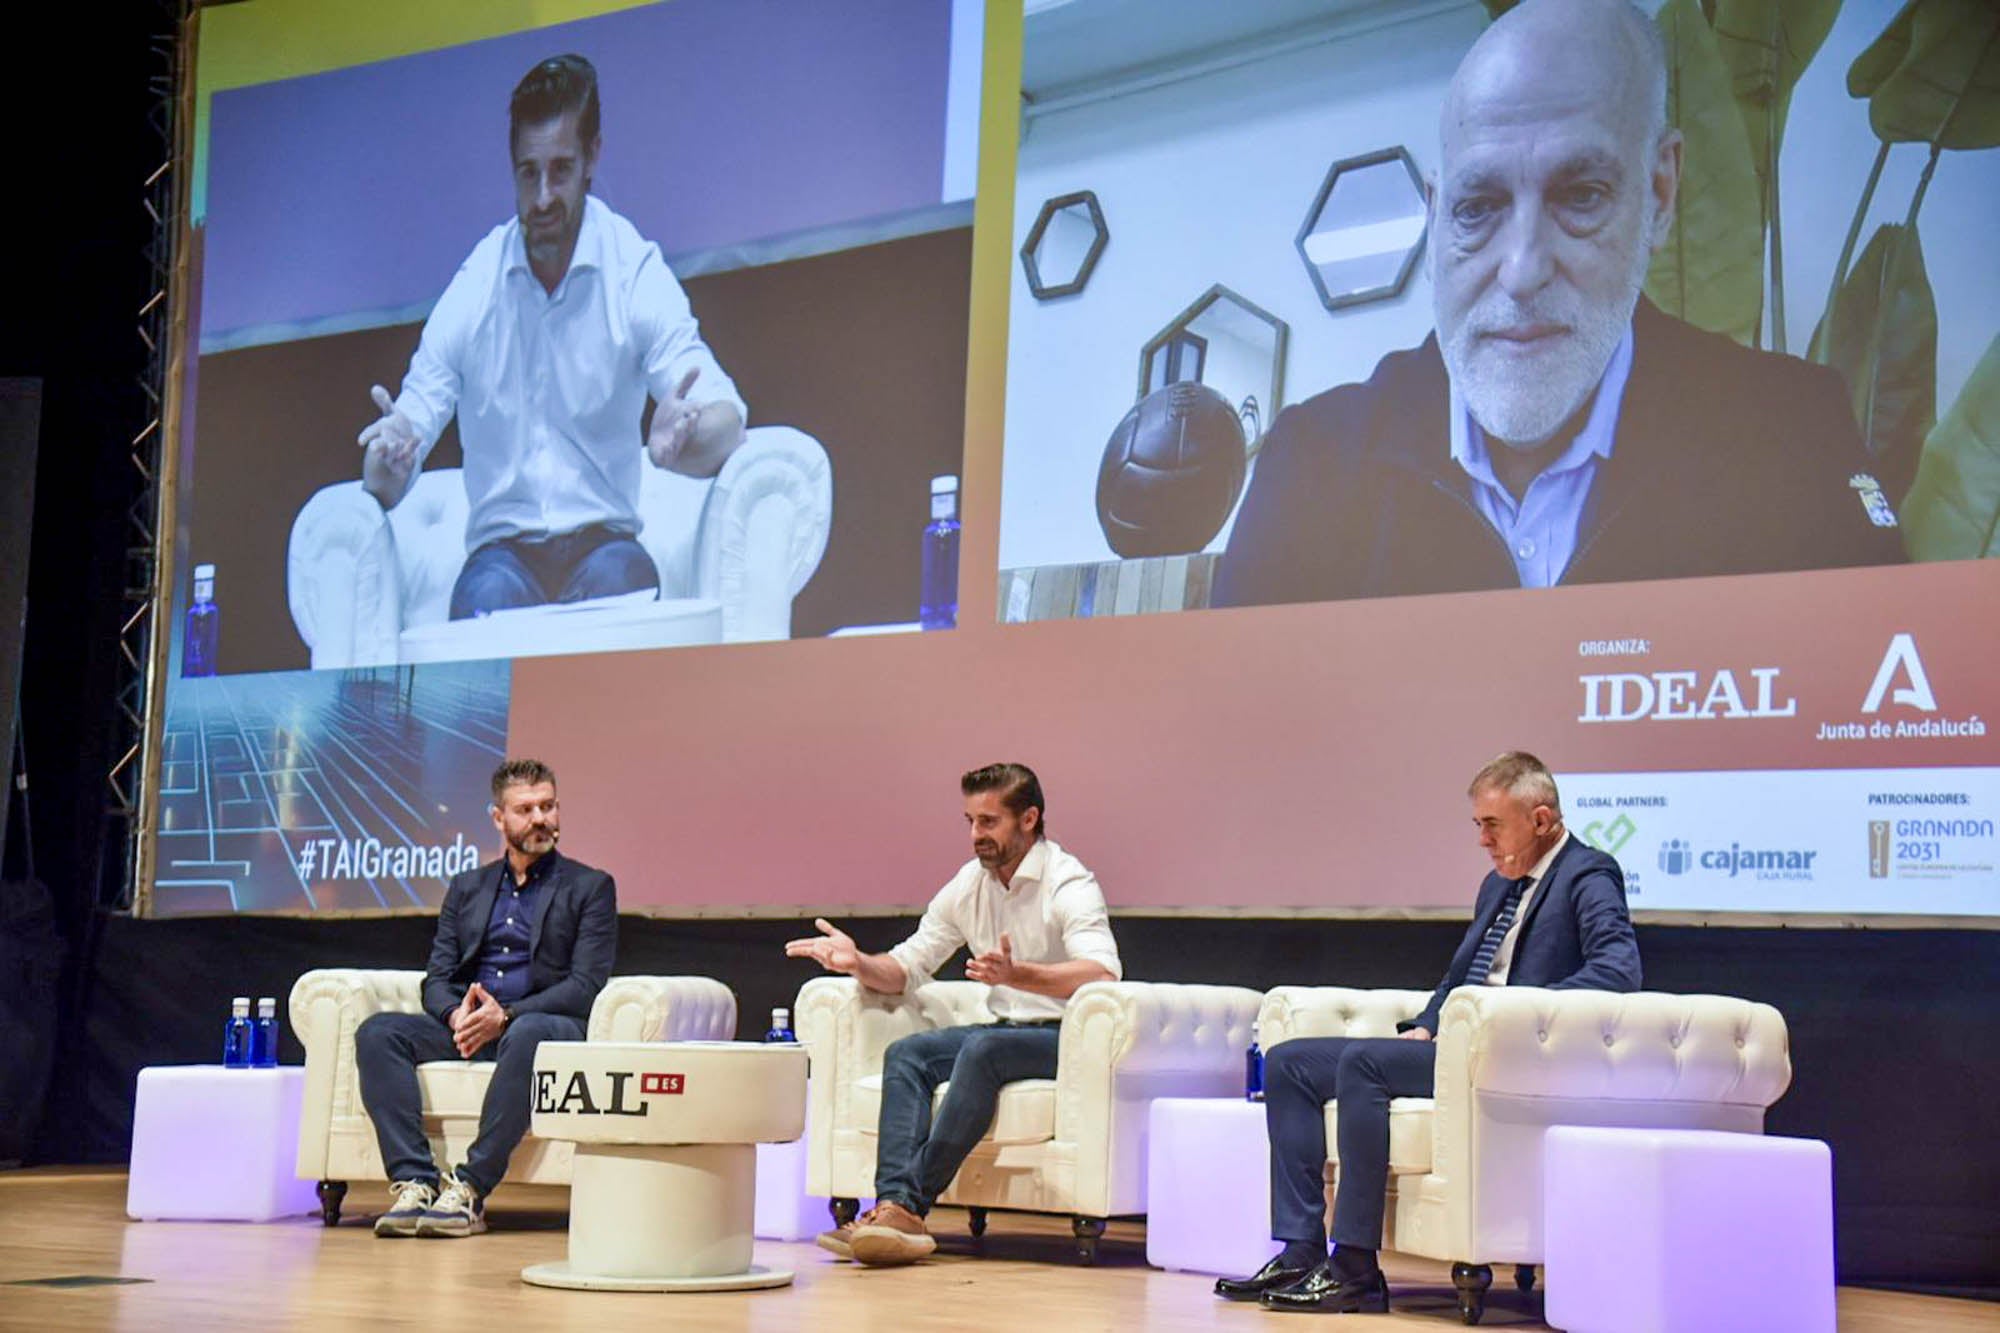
[1544,1127,1834,1333]
[127,1065,321,1222]
[524,1040,807,1292]
[1145,1098,1275,1277]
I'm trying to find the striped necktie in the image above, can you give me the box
[1465,876,1532,986]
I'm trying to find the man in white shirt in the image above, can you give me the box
[356,54,747,619]
[785,762,1123,1266]
[1216,751,1640,1314]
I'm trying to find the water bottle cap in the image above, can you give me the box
[257,998,277,1015]
[195,564,216,579]
[231,996,251,1013]
[930,475,958,495]
[772,1007,790,1024]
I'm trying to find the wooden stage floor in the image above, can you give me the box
[1,1170,1989,1331]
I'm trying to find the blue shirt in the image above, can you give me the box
[1448,327,1634,588]
[474,852,553,1006]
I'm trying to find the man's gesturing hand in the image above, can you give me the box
[645,367,703,470]
[452,982,507,1059]
[965,932,1018,987]
[784,917,861,975]
[358,384,421,505]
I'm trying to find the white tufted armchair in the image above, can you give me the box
[285,424,832,667]
[1259,984,1792,1323]
[797,976,1263,1261]
[289,968,737,1225]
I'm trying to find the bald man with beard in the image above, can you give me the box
[1213,0,1903,610]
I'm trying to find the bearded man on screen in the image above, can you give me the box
[356,54,747,620]
[1213,0,1903,610]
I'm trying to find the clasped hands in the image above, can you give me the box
[448,982,508,1058]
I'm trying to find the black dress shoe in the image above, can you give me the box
[1214,1254,1320,1301]
[1258,1259,1390,1314]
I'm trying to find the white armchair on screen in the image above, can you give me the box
[289,968,737,1225]
[286,424,832,668]
[797,975,1263,1262]
[1258,984,1792,1324]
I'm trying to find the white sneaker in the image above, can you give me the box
[373,1179,437,1238]
[414,1172,487,1238]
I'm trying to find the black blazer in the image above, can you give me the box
[1406,835,1642,1037]
[421,849,618,1025]
[1216,299,1905,608]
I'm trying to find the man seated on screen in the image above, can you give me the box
[356,54,747,620]
[354,758,617,1238]
[1213,0,1903,610]
[784,762,1123,1267]
[1214,751,1640,1312]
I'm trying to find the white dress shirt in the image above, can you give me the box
[888,838,1123,1022]
[392,196,747,551]
[1449,327,1634,588]
[1484,829,1571,986]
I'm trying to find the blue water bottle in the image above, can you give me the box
[764,1006,797,1043]
[183,562,219,677]
[251,996,280,1068]
[223,996,254,1068]
[1245,1021,1264,1102]
[919,475,960,630]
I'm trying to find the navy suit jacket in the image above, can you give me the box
[1215,300,1904,609]
[421,849,618,1025]
[1406,835,1641,1037]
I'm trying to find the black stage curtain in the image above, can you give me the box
[31,912,2000,1288]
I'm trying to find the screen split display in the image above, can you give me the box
[153,0,1998,920]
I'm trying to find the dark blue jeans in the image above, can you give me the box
[448,525,658,620]
[873,1021,1062,1216]
[353,1009,586,1197]
[1263,1036,1437,1249]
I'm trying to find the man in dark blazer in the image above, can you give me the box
[354,757,617,1238]
[1216,751,1640,1313]
[1213,0,1902,613]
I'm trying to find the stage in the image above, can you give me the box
[2,1170,1988,1331]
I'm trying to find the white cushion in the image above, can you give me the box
[852,1073,1057,1147]
[1326,1096,1435,1175]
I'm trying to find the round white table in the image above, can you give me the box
[522,1040,808,1292]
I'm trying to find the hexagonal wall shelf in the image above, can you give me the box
[1020,190,1109,300]
[1136,284,1288,447]
[1295,146,1427,312]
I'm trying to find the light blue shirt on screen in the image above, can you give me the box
[1447,326,1635,588]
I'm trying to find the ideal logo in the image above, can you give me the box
[533,1069,690,1117]
[1657,839,1693,875]
[1868,821,1891,878]
[1580,812,1638,855]
[1861,633,1937,713]
[1578,668,1795,723]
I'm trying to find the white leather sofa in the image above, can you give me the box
[286,424,832,667]
[289,968,736,1224]
[1259,984,1792,1323]
[797,975,1262,1261]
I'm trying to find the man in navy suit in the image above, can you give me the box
[355,758,618,1238]
[1216,751,1640,1313]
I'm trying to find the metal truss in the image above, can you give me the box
[106,0,193,913]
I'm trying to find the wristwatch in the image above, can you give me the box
[501,1005,517,1025]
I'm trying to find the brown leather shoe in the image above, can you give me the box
[817,1207,875,1260]
[850,1201,937,1266]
